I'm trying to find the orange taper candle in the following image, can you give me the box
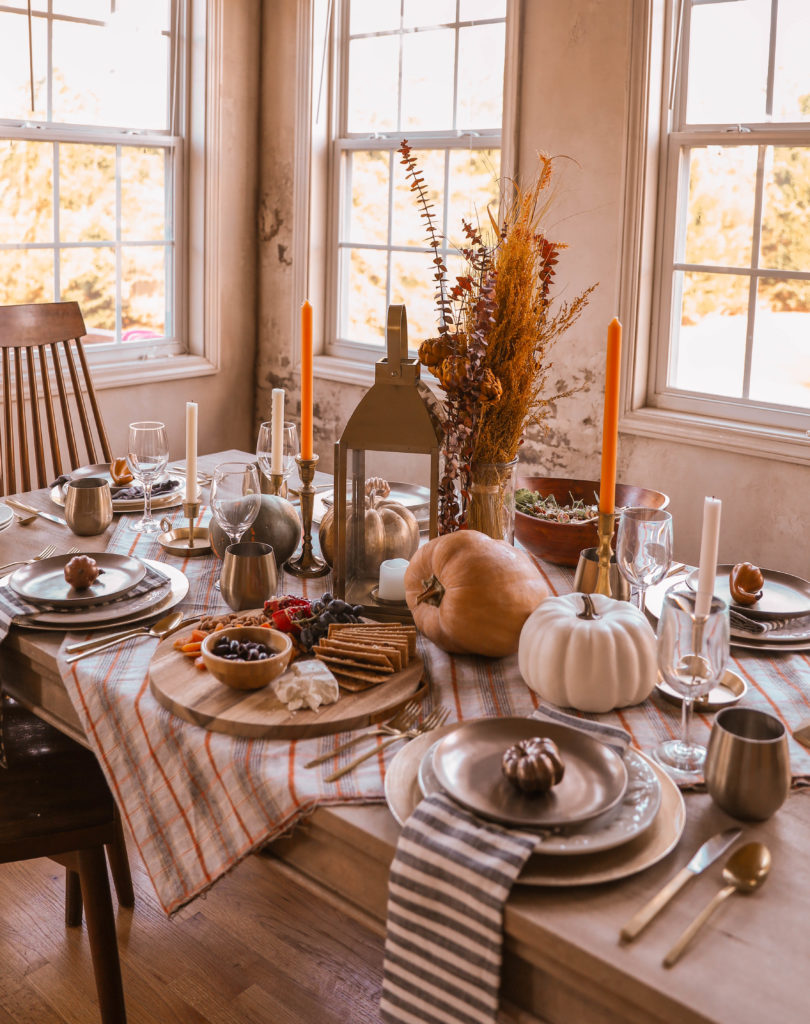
[300,300,313,460]
[598,317,622,515]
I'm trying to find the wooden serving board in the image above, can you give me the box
[148,624,425,740]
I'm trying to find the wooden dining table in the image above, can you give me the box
[0,450,808,1024]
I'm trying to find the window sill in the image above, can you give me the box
[89,353,219,391]
[621,405,810,466]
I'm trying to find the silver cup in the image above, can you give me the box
[220,541,278,611]
[704,707,791,820]
[64,477,113,536]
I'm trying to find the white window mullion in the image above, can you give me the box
[52,140,60,300]
[115,142,122,346]
[741,145,768,399]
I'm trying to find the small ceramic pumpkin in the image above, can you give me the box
[209,494,301,569]
[404,529,548,657]
[502,737,565,795]
[318,477,419,572]
[518,593,656,713]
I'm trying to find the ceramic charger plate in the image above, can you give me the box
[384,723,686,887]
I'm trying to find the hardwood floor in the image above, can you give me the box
[0,841,385,1023]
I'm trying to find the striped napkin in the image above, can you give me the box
[381,707,631,1024]
[730,608,810,637]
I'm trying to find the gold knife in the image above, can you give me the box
[619,827,742,943]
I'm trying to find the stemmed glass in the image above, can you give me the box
[655,588,729,778]
[256,421,299,491]
[126,421,169,534]
[616,508,673,614]
[210,462,262,587]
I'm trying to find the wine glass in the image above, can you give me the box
[616,507,673,614]
[655,588,729,778]
[126,421,169,534]
[280,422,299,485]
[256,421,299,491]
[210,462,262,586]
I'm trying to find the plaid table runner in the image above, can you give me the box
[52,520,810,915]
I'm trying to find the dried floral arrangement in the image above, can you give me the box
[399,140,596,534]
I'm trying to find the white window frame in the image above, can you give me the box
[317,0,520,371]
[0,0,224,391]
[620,0,810,465]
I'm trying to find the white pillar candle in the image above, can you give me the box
[695,496,722,617]
[185,401,198,501]
[271,388,285,474]
[378,558,410,602]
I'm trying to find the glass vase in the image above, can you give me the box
[466,459,518,544]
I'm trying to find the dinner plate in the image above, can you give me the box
[655,667,747,712]
[5,559,188,631]
[686,565,810,619]
[9,552,146,608]
[0,504,14,532]
[384,724,686,887]
[418,739,661,855]
[431,717,628,829]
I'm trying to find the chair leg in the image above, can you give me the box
[65,868,83,927]
[77,846,127,1024]
[106,811,134,909]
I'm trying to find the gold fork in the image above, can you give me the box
[305,701,422,768]
[0,543,57,574]
[324,706,451,783]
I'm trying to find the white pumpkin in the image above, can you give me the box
[518,593,657,713]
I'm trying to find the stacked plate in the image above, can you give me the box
[50,464,185,515]
[0,504,15,535]
[1,553,189,632]
[385,717,686,886]
[646,567,810,654]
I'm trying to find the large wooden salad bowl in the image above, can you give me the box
[515,477,669,567]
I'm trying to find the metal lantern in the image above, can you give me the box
[333,305,442,620]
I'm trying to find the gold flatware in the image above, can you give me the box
[324,707,451,783]
[14,511,38,525]
[305,701,422,768]
[64,610,190,664]
[792,719,810,751]
[6,498,68,527]
[0,544,57,575]
[620,827,742,942]
[663,842,771,967]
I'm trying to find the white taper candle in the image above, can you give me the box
[271,388,285,475]
[695,496,722,617]
[185,401,198,501]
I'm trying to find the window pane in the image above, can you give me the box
[403,1,456,28]
[347,151,390,245]
[52,17,169,129]
[347,36,399,133]
[461,0,506,19]
[342,247,387,345]
[760,147,810,273]
[401,29,455,131]
[350,0,400,35]
[59,144,115,243]
[52,1,111,18]
[446,148,500,250]
[121,147,167,241]
[682,147,757,268]
[391,148,445,248]
[391,251,437,348]
[672,271,749,398]
[751,278,810,408]
[457,24,505,130]
[122,246,166,337]
[60,246,116,332]
[0,11,47,120]
[0,141,53,244]
[772,0,810,121]
[686,0,770,124]
[0,249,54,305]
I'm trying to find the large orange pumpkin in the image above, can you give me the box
[404,530,549,657]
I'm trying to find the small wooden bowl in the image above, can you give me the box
[515,477,669,567]
[201,627,293,690]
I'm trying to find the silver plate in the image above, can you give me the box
[419,741,660,855]
[9,553,146,608]
[50,464,184,513]
[6,559,189,632]
[686,565,810,619]
[431,717,628,829]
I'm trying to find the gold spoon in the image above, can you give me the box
[663,842,771,967]
[64,609,187,663]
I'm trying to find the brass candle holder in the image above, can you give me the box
[158,497,211,557]
[261,472,287,498]
[594,511,615,597]
[285,454,330,578]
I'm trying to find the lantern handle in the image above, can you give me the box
[385,304,408,376]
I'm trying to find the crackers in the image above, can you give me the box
[313,623,417,691]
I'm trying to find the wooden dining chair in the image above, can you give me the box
[0,302,112,496]
[0,696,128,1023]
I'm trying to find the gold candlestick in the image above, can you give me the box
[285,454,330,578]
[594,511,616,597]
[183,499,200,549]
[261,472,287,497]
